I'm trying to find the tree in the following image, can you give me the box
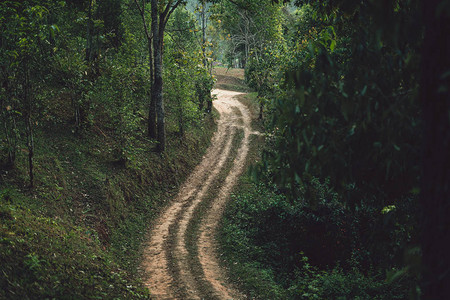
[211,0,283,67]
[0,1,59,187]
[245,0,423,295]
[197,0,208,68]
[133,0,157,139]
[152,0,185,152]
[134,0,184,152]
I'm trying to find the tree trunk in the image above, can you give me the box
[3,116,17,167]
[420,1,450,298]
[71,94,81,132]
[207,98,212,113]
[1,68,17,167]
[133,0,157,139]
[26,115,34,188]
[86,0,94,63]
[201,2,207,68]
[24,65,34,188]
[178,97,184,137]
[147,37,157,139]
[151,0,165,153]
[259,101,263,120]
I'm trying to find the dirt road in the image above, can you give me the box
[141,89,256,299]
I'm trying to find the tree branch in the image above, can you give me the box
[162,0,184,28]
[133,0,152,40]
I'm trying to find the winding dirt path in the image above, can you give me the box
[141,89,255,299]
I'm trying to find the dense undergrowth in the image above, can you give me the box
[218,52,420,298]
[221,177,418,299]
[1,1,218,297]
[215,1,424,299]
[0,191,149,299]
[0,111,215,298]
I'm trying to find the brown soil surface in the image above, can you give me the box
[140,87,258,299]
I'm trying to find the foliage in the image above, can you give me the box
[210,0,284,67]
[220,178,418,299]
[244,44,286,118]
[0,0,61,170]
[164,8,215,135]
[289,261,408,300]
[262,1,422,205]
[219,0,423,298]
[0,0,217,297]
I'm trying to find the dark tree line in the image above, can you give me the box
[214,0,449,298]
[420,0,450,297]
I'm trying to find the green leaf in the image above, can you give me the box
[410,187,420,195]
[361,85,367,96]
[381,205,396,214]
[386,267,408,283]
[330,39,336,51]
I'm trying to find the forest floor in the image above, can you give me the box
[140,68,261,299]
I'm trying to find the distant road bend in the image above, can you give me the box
[141,89,258,299]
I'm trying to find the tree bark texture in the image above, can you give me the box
[148,37,157,139]
[151,0,165,153]
[420,1,450,298]
[86,0,94,63]
[24,64,34,188]
[201,2,207,68]
[133,0,157,139]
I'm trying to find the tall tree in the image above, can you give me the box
[134,0,184,151]
[133,0,157,139]
[197,0,209,68]
[151,0,184,152]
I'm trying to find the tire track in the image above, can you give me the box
[170,125,235,299]
[141,89,253,299]
[141,121,235,299]
[196,91,252,300]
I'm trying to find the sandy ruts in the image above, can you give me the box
[141,89,256,299]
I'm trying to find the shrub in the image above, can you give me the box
[220,177,417,299]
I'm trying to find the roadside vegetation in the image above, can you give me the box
[1,0,216,298]
[1,0,448,298]
[217,0,447,299]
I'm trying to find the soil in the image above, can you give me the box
[140,88,257,299]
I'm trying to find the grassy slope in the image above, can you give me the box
[0,94,216,298]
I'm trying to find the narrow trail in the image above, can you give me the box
[141,89,256,299]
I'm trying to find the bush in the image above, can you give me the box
[220,177,417,299]
[289,260,408,300]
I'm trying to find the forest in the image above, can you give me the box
[0,0,449,299]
